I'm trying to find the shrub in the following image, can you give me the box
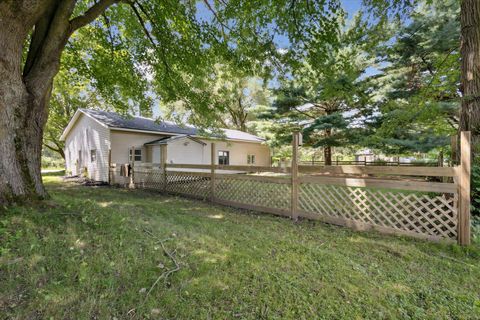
[41,155,64,169]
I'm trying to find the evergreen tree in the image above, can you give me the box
[366,0,459,155]
[267,16,376,164]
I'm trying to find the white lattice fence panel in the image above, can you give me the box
[109,168,129,186]
[299,183,457,239]
[134,169,165,190]
[215,177,291,210]
[165,172,211,199]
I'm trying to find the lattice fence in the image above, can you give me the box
[134,168,165,190]
[165,171,211,199]
[130,169,211,199]
[109,166,129,187]
[298,183,457,240]
[110,163,464,243]
[215,175,291,213]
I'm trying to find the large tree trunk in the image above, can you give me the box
[0,17,52,202]
[459,0,480,157]
[0,1,118,204]
[0,1,72,204]
[0,82,51,203]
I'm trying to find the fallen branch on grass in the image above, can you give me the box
[127,229,180,318]
[145,238,181,298]
[130,229,181,317]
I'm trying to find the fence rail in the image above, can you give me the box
[109,132,471,245]
[300,160,441,166]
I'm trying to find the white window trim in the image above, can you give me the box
[247,154,256,165]
[218,150,229,165]
[129,148,142,162]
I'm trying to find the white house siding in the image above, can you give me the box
[166,137,205,164]
[64,114,110,181]
[109,130,270,166]
[110,130,168,164]
[199,139,271,166]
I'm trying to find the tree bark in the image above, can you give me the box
[0,0,120,204]
[0,3,46,203]
[324,128,332,166]
[459,0,480,158]
[0,1,76,203]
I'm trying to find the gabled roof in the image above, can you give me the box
[60,109,265,143]
[144,135,206,146]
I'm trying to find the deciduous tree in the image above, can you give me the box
[0,0,340,204]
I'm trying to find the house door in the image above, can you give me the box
[152,145,161,164]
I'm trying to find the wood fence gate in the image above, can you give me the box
[109,132,472,245]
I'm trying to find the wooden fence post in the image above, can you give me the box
[129,146,135,189]
[458,131,471,245]
[160,144,167,192]
[291,132,299,221]
[210,142,216,202]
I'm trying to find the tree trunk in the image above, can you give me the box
[459,0,480,157]
[0,1,119,204]
[0,1,70,204]
[0,85,51,203]
[324,128,332,165]
[324,146,332,166]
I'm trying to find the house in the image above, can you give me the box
[354,149,428,165]
[60,109,271,181]
[354,149,377,163]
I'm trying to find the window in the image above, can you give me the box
[247,154,256,165]
[129,148,142,162]
[90,149,97,162]
[218,150,229,165]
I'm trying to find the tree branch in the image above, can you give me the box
[23,3,57,76]
[202,0,227,39]
[70,0,120,31]
[129,2,155,46]
[132,1,172,73]
[43,141,65,159]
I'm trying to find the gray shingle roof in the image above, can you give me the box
[80,109,264,142]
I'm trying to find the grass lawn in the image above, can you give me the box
[1,173,480,319]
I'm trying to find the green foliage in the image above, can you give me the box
[266,15,377,157]
[1,175,479,318]
[41,148,64,170]
[471,165,480,217]
[52,0,344,122]
[41,156,64,170]
[161,64,271,133]
[365,0,459,154]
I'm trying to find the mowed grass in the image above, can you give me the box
[1,174,480,319]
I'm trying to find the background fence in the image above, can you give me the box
[109,132,472,245]
[299,160,441,166]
